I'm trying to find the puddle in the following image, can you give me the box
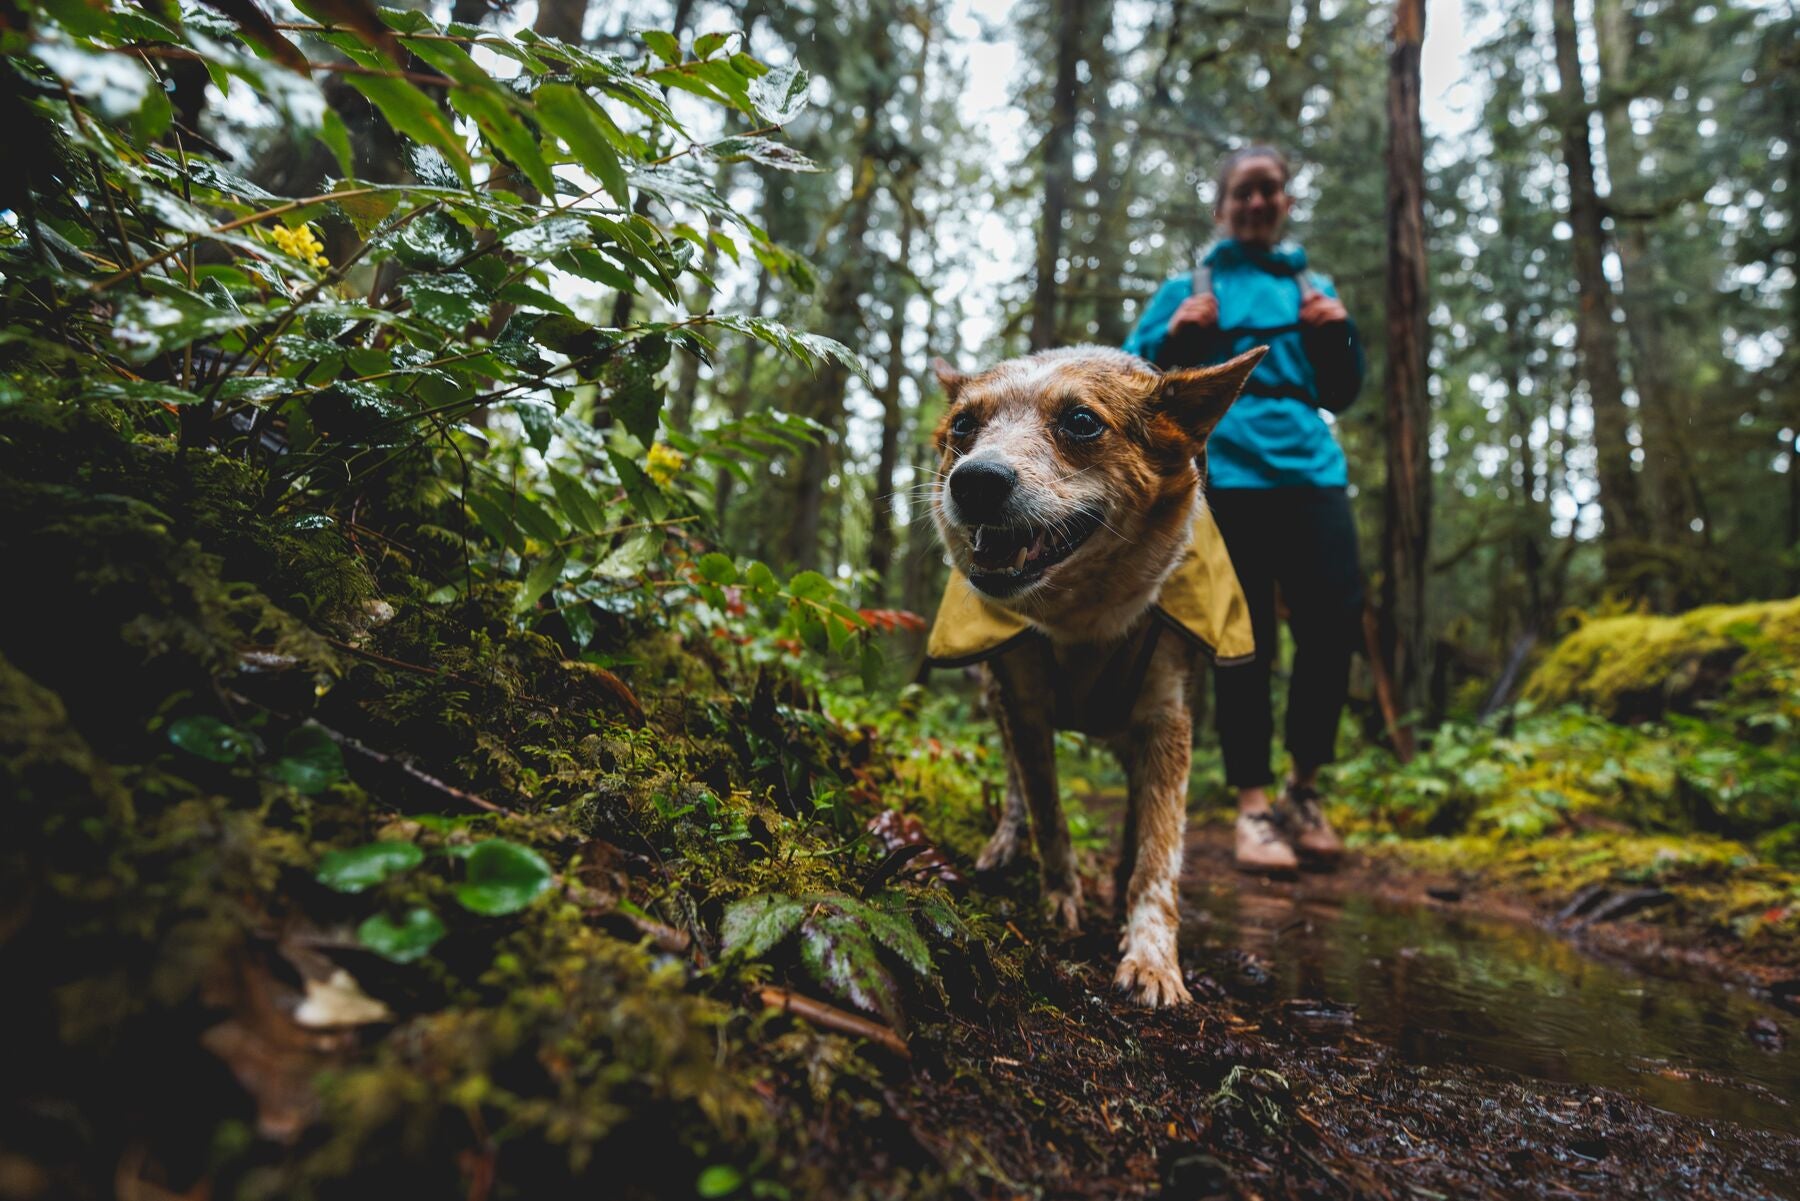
[1181,879,1800,1135]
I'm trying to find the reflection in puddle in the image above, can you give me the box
[1180,877,1800,1134]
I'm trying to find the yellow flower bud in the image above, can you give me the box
[646,442,686,487]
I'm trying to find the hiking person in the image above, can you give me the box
[1122,144,1367,872]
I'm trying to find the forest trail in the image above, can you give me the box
[1168,826,1800,1133]
[915,805,1800,1197]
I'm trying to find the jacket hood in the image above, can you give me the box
[1204,239,1309,275]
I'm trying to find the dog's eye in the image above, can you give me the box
[949,410,979,439]
[1060,407,1105,441]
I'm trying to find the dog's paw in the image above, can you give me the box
[1043,886,1082,934]
[1114,950,1192,1008]
[976,822,1025,873]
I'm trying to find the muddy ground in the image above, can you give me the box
[852,819,1800,1200]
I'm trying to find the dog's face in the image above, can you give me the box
[930,345,1264,628]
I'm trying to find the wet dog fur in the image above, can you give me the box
[930,344,1265,1007]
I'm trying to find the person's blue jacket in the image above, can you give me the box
[1123,239,1365,490]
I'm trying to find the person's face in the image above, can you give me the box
[1217,157,1291,248]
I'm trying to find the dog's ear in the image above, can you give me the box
[1158,346,1268,445]
[932,357,968,399]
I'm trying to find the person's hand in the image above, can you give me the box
[1167,294,1219,334]
[1299,293,1349,326]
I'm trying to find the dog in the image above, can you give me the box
[926,344,1265,1007]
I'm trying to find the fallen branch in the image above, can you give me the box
[755,987,910,1059]
[223,690,504,813]
[315,722,505,814]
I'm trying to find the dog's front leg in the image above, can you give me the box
[976,667,1029,873]
[1115,703,1194,1008]
[990,647,1081,932]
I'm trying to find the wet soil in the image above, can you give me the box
[876,822,1800,1199]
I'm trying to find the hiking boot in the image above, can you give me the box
[1280,782,1344,862]
[1235,808,1299,872]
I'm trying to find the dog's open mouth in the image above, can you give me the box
[964,509,1103,596]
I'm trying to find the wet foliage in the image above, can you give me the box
[3,0,1798,1196]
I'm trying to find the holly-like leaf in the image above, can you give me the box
[721,893,804,960]
[357,906,446,963]
[747,61,809,125]
[316,840,424,893]
[402,272,488,330]
[708,136,818,172]
[454,839,554,915]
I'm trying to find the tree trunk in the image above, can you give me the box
[1594,0,1691,606]
[1550,0,1646,586]
[667,215,721,435]
[1380,0,1432,735]
[868,198,917,598]
[714,266,772,536]
[606,0,696,332]
[531,0,589,44]
[785,151,879,570]
[1029,0,1084,351]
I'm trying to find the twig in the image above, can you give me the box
[755,987,910,1059]
[223,690,505,813]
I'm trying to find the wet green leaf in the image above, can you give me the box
[534,82,629,206]
[799,911,901,1025]
[708,136,818,172]
[516,552,566,613]
[642,30,681,64]
[357,906,446,963]
[743,561,778,593]
[345,74,471,185]
[747,61,809,125]
[697,553,737,586]
[502,216,593,258]
[317,841,424,893]
[271,725,347,794]
[721,893,804,960]
[836,895,932,977]
[454,840,554,915]
[549,467,609,534]
[786,571,834,603]
[692,31,733,59]
[168,715,255,763]
[595,529,662,579]
[513,398,557,453]
[860,640,885,690]
[34,42,152,121]
[402,272,488,330]
[110,292,262,364]
[393,210,476,271]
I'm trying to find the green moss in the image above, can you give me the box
[1524,597,1800,720]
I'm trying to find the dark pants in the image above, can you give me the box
[1209,486,1363,790]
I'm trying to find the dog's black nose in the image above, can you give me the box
[948,460,1018,524]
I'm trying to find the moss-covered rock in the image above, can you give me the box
[1523,597,1800,721]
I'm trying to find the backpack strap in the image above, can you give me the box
[1190,262,1213,299]
[1297,270,1323,302]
